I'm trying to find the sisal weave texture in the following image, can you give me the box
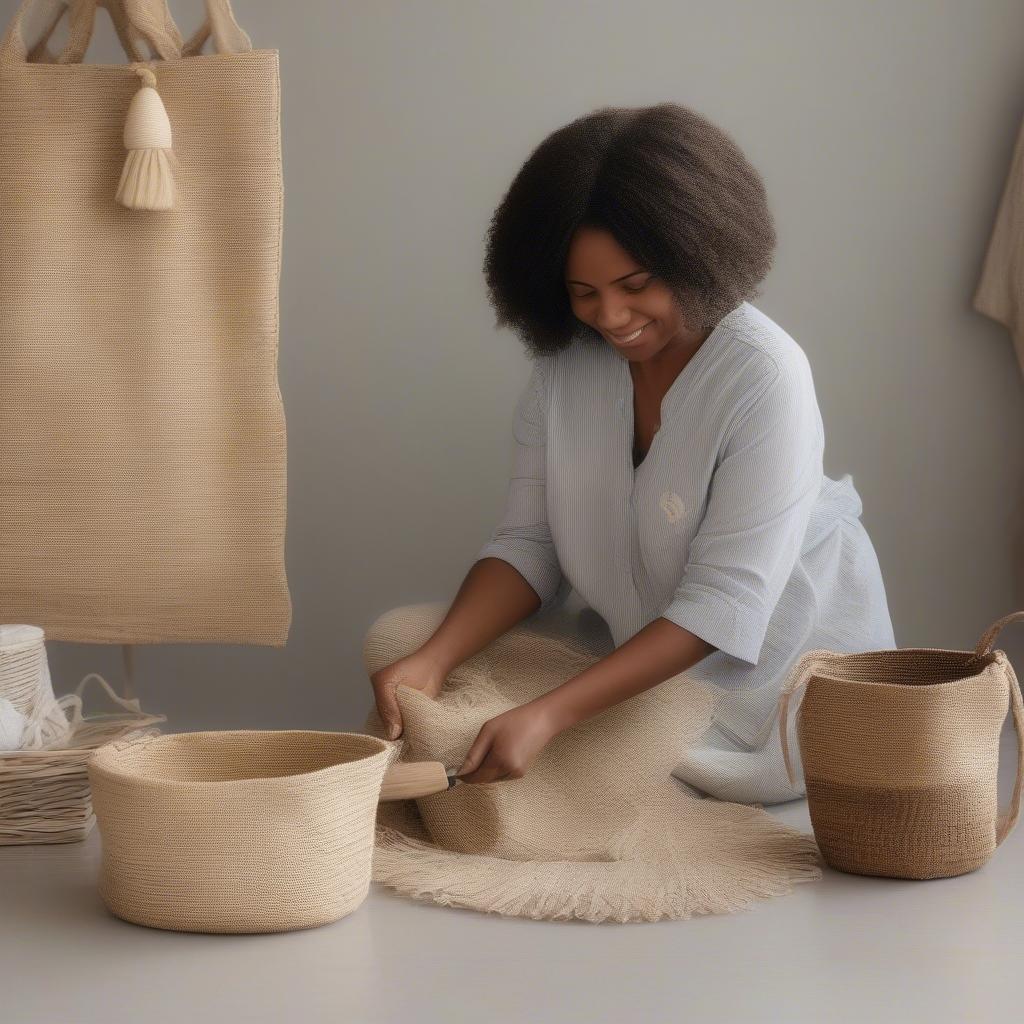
[0,0,290,644]
[361,601,824,924]
[88,729,393,933]
[778,610,1024,879]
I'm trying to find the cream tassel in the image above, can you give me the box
[116,65,176,211]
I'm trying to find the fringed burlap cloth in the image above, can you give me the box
[361,601,822,923]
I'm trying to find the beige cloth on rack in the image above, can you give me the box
[361,601,822,924]
[0,0,290,644]
[974,112,1024,376]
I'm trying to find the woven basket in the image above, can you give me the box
[778,610,1024,879]
[0,674,166,845]
[88,729,415,934]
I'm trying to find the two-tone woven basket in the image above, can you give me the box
[778,610,1024,879]
[0,674,165,845]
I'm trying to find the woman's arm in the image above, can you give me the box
[417,556,544,677]
[456,618,716,782]
[535,618,717,733]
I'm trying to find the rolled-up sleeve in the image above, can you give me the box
[476,357,571,615]
[660,359,824,665]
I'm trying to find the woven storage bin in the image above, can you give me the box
[0,674,165,845]
[778,610,1024,879]
[87,730,399,934]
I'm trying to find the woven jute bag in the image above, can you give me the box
[0,0,290,644]
[87,729,451,933]
[777,610,1024,879]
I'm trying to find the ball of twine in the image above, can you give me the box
[0,625,73,750]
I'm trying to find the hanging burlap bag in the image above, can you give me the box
[0,0,289,644]
[778,610,1024,879]
[361,602,824,924]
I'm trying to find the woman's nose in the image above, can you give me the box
[595,301,634,331]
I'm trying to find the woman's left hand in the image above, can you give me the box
[455,700,564,784]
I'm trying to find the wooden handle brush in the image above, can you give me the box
[379,760,464,801]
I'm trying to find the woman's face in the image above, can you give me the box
[564,226,707,363]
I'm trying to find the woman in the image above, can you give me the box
[370,102,895,805]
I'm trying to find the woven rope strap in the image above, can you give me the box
[0,0,251,66]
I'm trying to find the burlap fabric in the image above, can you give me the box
[0,0,290,644]
[362,602,822,923]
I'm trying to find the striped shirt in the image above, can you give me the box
[477,300,896,804]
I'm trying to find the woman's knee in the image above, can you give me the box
[361,601,448,675]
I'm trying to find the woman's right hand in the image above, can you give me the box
[370,653,446,740]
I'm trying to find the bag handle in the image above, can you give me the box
[0,0,182,64]
[179,0,251,56]
[0,0,250,66]
[19,0,147,62]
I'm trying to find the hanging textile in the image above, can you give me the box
[0,0,290,645]
[974,110,1024,378]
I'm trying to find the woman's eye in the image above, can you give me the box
[571,280,649,298]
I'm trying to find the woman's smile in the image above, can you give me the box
[607,321,653,346]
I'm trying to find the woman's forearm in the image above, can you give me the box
[534,618,717,733]
[416,557,545,676]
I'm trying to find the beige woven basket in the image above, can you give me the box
[0,673,166,846]
[778,610,1024,879]
[87,729,450,934]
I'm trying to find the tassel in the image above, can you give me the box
[116,65,175,211]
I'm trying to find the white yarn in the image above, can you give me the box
[0,623,74,751]
[0,697,26,751]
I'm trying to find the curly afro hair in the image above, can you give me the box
[482,102,776,358]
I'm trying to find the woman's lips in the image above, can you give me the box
[609,322,652,345]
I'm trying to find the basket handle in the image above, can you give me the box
[973,610,1024,845]
[974,610,1024,658]
[777,649,841,788]
[992,654,1024,845]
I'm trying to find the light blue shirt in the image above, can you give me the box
[477,300,896,804]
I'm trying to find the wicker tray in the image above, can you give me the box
[0,673,166,845]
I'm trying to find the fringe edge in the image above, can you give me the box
[370,801,823,924]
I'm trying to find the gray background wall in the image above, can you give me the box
[18,0,1024,731]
